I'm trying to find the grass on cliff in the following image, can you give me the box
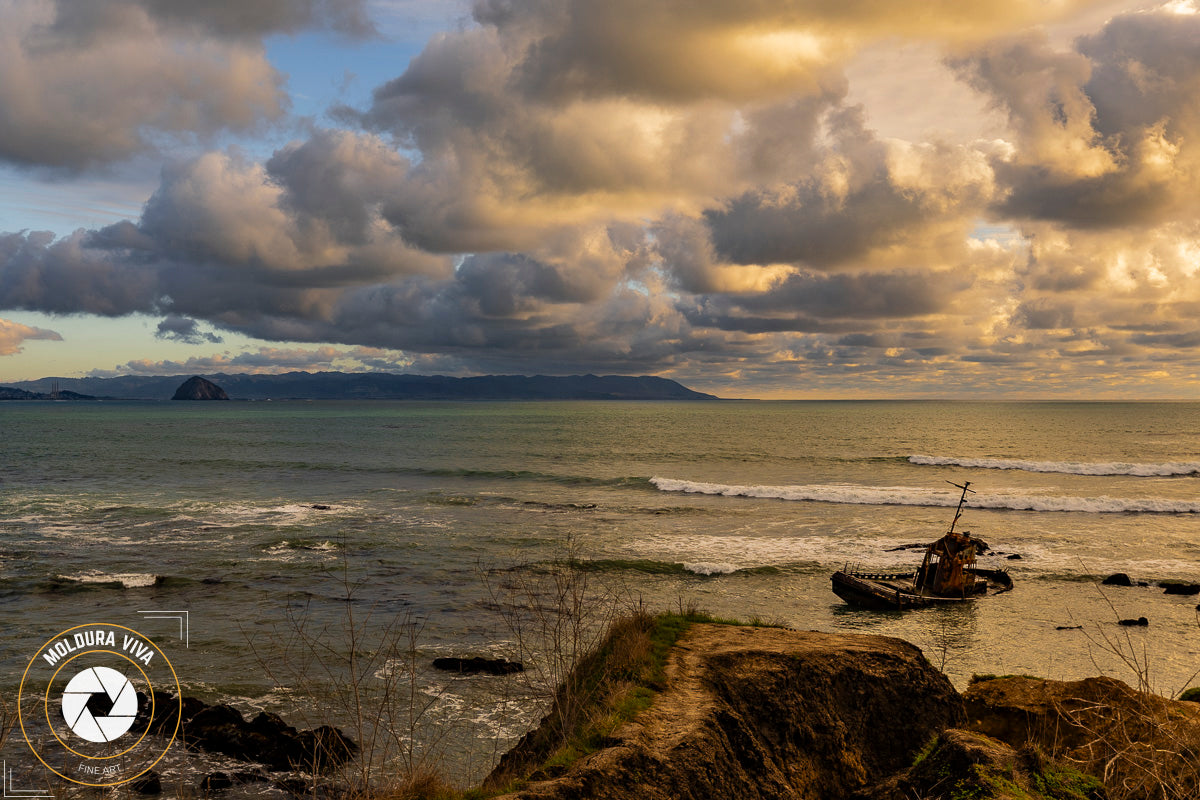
[483,606,782,794]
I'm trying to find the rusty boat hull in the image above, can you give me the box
[831,567,1013,610]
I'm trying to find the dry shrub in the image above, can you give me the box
[1054,680,1200,800]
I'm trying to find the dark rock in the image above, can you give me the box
[129,772,162,795]
[1161,582,1200,596]
[200,773,233,793]
[433,656,524,675]
[1102,572,1134,586]
[1056,625,1083,630]
[1006,554,1022,560]
[172,376,230,401]
[232,771,270,784]
[310,504,331,510]
[131,693,356,773]
[1118,617,1149,626]
[184,704,356,772]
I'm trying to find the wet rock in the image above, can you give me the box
[1102,572,1133,586]
[199,772,233,793]
[129,772,162,795]
[134,693,356,773]
[433,656,524,675]
[1118,617,1149,626]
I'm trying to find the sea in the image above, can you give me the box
[3,400,1200,790]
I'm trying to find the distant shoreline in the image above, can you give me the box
[2,372,720,402]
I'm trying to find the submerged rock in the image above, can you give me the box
[129,772,162,795]
[172,376,230,401]
[433,656,524,675]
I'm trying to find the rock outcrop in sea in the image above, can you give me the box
[171,375,230,400]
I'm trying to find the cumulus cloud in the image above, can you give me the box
[0,0,372,171]
[950,3,1200,228]
[0,316,62,355]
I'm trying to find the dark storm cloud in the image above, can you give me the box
[1014,298,1075,330]
[0,230,160,316]
[703,107,993,267]
[680,267,963,337]
[155,315,224,344]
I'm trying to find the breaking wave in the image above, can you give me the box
[649,477,1200,514]
[908,455,1200,477]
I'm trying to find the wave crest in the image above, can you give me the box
[649,477,1200,514]
[908,455,1200,477]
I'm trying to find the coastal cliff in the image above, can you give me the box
[487,624,961,800]
[482,622,1198,800]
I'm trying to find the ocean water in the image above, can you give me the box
[3,400,1200,787]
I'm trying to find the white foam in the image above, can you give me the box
[908,455,1200,477]
[60,570,158,588]
[682,562,738,576]
[649,477,1200,514]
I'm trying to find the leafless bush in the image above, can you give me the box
[1051,579,1200,800]
[479,541,634,754]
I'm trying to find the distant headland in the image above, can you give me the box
[2,372,719,401]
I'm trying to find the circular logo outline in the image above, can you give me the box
[18,623,182,788]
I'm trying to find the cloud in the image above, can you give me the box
[89,345,408,377]
[8,0,1200,397]
[703,107,996,268]
[950,4,1200,228]
[0,316,62,356]
[475,0,1100,104]
[0,0,373,171]
[155,315,223,344]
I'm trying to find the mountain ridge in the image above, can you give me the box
[5,372,719,401]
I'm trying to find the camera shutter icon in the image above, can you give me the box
[61,666,139,743]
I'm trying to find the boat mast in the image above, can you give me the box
[946,480,974,535]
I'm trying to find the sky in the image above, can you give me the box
[2,0,1199,398]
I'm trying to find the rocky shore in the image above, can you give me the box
[146,623,1199,799]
